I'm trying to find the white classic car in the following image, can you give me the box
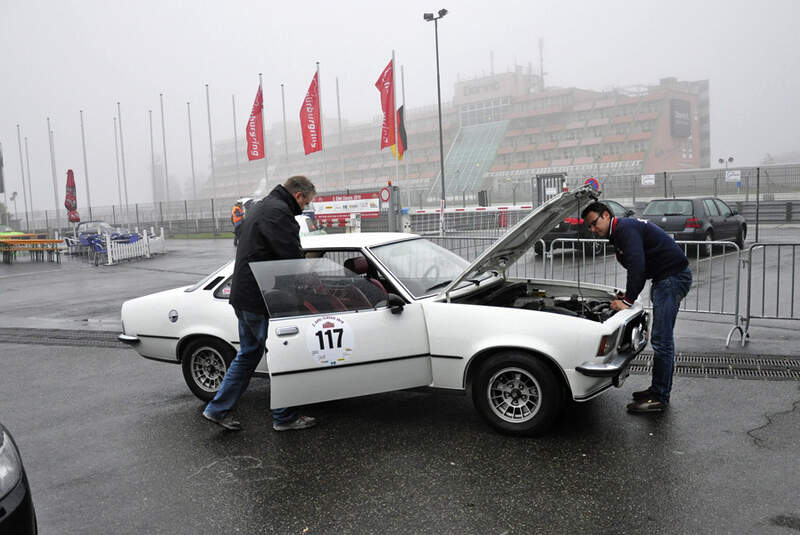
[119,187,649,436]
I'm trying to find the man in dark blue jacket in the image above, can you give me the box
[582,201,692,413]
[203,176,318,431]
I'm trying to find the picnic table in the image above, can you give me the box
[0,238,64,264]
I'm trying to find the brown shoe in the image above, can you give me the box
[632,387,656,401]
[626,398,667,413]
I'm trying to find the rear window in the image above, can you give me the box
[643,200,693,216]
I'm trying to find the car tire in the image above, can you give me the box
[582,240,604,257]
[735,226,746,250]
[472,351,563,437]
[181,338,236,402]
[700,230,714,257]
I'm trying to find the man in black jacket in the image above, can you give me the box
[582,201,692,413]
[203,176,318,431]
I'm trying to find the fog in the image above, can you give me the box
[1,0,798,211]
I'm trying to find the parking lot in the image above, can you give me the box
[1,229,799,533]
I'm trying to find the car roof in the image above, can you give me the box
[301,232,419,249]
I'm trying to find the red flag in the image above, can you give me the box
[375,60,395,150]
[246,83,265,161]
[65,169,80,223]
[300,71,322,155]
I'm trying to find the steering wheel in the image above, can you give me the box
[422,264,440,280]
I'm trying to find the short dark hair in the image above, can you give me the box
[581,201,611,220]
[284,175,316,198]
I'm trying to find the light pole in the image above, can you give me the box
[424,8,448,234]
[717,156,734,196]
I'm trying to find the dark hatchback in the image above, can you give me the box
[642,197,747,253]
[538,199,634,254]
[0,423,37,534]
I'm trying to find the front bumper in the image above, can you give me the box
[117,334,140,346]
[576,311,650,382]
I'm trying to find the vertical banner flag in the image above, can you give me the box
[392,105,407,160]
[375,60,395,150]
[300,72,322,155]
[246,83,265,161]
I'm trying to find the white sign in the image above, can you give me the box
[306,315,354,366]
[641,174,656,186]
[545,187,557,196]
[725,170,741,183]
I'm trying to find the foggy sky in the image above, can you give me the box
[1,0,798,211]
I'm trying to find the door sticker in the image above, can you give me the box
[306,315,354,366]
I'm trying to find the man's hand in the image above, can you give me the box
[610,299,630,311]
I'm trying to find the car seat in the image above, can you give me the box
[343,257,387,294]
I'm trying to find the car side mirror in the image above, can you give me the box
[730,208,738,215]
[625,209,635,217]
[385,293,405,315]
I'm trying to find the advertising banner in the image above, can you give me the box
[246,84,265,160]
[312,192,381,221]
[300,72,322,155]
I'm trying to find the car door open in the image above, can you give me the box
[250,257,432,408]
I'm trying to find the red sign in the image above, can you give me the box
[374,60,395,150]
[312,192,381,222]
[246,83,265,161]
[300,71,322,155]
[379,187,391,203]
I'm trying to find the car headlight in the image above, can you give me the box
[0,429,23,499]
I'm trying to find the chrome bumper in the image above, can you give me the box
[117,334,141,346]
[576,311,649,379]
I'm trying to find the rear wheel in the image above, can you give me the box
[700,230,714,257]
[472,351,563,436]
[735,226,746,250]
[181,338,236,402]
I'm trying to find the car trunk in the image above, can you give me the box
[643,199,695,232]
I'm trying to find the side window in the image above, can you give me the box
[703,199,719,217]
[213,277,232,299]
[715,199,732,217]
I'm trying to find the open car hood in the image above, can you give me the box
[438,185,599,298]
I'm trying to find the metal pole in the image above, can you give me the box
[117,102,130,215]
[257,74,268,184]
[205,84,217,199]
[434,18,446,233]
[159,93,170,202]
[663,171,668,198]
[1,143,7,227]
[79,110,93,219]
[24,137,34,225]
[755,167,760,242]
[113,118,123,209]
[232,94,241,195]
[46,118,59,226]
[316,62,327,191]
[187,102,197,199]
[336,77,345,185]
[392,50,399,186]
[16,126,29,230]
[401,65,409,181]
[149,110,157,201]
[281,83,289,163]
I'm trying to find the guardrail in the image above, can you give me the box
[730,243,800,347]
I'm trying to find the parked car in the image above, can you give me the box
[119,186,650,437]
[537,199,635,254]
[0,422,37,534]
[641,197,746,254]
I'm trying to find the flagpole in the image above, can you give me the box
[117,102,130,218]
[336,77,345,186]
[1,142,8,227]
[159,93,170,203]
[113,118,122,209]
[281,83,289,163]
[205,84,217,199]
[24,136,34,225]
[392,50,399,185]
[187,102,197,199]
[46,117,59,227]
[401,65,409,182]
[231,94,241,195]
[16,125,29,229]
[149,110,157,201]
[258,74,268,185]
[78,111,93,220]
[316,62,327,191]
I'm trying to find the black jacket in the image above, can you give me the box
[229,185,303,314]
[608,217,689,306]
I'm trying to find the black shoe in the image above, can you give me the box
[632,387,656,401]
[202,411,242,431]
[626,398,668,413]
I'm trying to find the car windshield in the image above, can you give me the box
[643,200,693,216]
[369,238,473,298]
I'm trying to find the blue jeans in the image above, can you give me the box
[204,309,295,424]
[649,266,693,403]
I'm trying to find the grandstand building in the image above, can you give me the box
[205,69,710,204]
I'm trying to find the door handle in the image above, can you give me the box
[275,326,299,336]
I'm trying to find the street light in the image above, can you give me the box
[716,156,734,196]
[424,8,448,234]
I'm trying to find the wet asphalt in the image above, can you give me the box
[1,230,799,534]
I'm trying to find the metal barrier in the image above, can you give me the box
[104,228,166,266]
[729,243,800,346]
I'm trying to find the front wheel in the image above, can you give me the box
[735,226,746,250]
[472,351,564,437]
[181,338,236,401]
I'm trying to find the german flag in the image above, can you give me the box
[392,105,408,160]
